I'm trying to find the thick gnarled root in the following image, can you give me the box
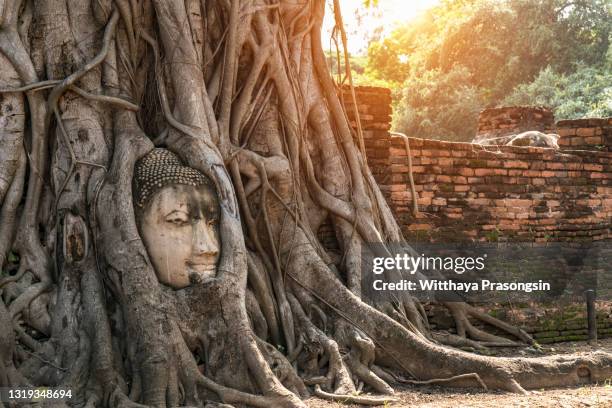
[334,320,394,395]
[288,293,356,395]
[444,302,534,345]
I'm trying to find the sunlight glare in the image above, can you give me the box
[324,0,440,54]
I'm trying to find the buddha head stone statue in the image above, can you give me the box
[134,149,220,289]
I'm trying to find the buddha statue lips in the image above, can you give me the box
[134,149,221,289]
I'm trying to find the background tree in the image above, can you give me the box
[366,0,611,141]
[0,1,610,407]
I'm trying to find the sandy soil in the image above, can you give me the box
[305,338,612,408]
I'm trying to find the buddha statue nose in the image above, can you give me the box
[193,219,219,256]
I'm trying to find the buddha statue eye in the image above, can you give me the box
[165,211,189,226]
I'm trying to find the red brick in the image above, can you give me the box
[505,199,533,208]
[576,127,596,137]
[474,168,495,176]
[389,147,406,157]
[469,198,492,206]
[436,150,451,157]
[585,136,603,145]
[408,223,433,231]
[504,160,529,169]
[584,164,604,172]
[557,128,576,137]
[432,198,447,206]
[546,162,567,170]
[571,137,583,146]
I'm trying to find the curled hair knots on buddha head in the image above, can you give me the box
[133,148,213,208]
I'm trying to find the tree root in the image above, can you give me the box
[313,385,398,406]
[444,302,534,344]
[0,149,25,270]
[335,320,394,395]
[398,372,488,391]
[288,293,356,395]
[282,230,612,393]
[255,338,309,397]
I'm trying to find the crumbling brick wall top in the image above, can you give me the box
[557,117,612,152]
[475,106,555,143]
[557,118,612,128]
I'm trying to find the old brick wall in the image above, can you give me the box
[557,118,612,151]
[474,106,555,143]
[341,85,612,342]
[339,87,612,243]
[425,302,612,343]
[472,106,612,152]
[382,138,611,243]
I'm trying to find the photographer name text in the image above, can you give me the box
[372,279,551,293]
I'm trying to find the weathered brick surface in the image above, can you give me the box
[425,302,612,342]
[556,118,612,152]
[342,86,612,341]
[379,136,611,243]
[340,87,612,243]
[473,106,611,151]
[474,106,555,143]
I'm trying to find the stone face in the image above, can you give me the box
[134,149,221,290]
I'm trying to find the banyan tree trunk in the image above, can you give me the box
[0,1,610,407]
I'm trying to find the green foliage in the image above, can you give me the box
[504,65,612,119]
[364,0,611,141]
[393,67,482,142]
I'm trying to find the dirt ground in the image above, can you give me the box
[306,338,612,408]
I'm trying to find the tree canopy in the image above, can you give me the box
[365,0,612,141]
